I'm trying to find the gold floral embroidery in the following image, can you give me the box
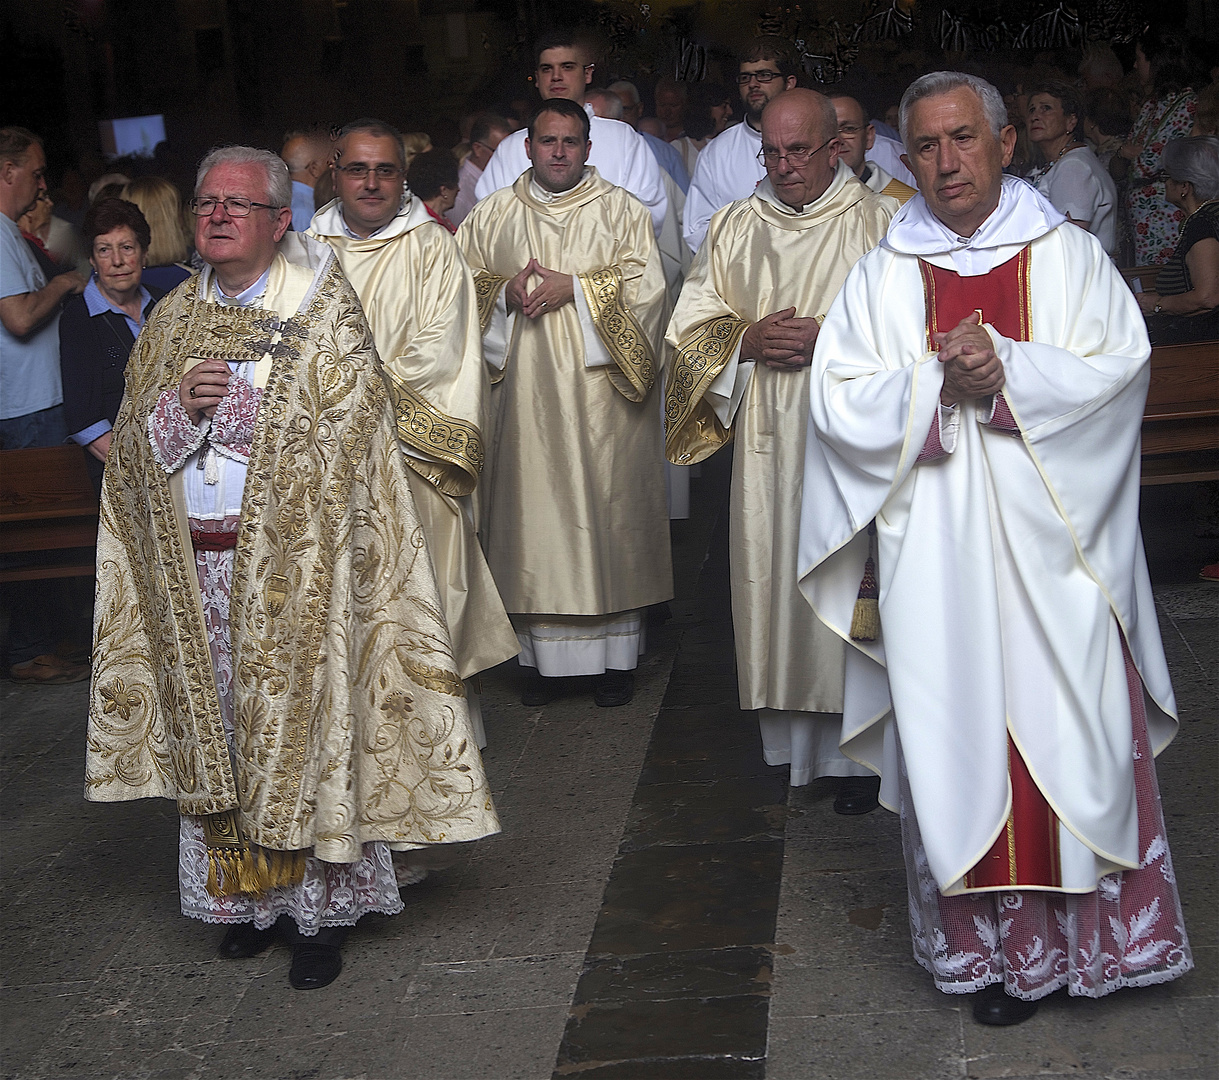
[473,271,508,334]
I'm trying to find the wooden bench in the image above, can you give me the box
[1141,340,1219,485]
[0,445,99,582]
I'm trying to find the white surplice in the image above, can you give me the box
[474,106,667,236]
[683,120,765,255]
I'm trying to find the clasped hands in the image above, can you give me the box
[934,313,1004,406]
[506,258,575,319]
[740,308,821,370]
[180,359,231,424]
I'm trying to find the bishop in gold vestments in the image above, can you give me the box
[309,120,518,747]
[86,149,498,988]
[458,100,672,706]
[666,91,895,789]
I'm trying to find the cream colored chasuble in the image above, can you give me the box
[665,163,895,782]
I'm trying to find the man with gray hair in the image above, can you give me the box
[799,71,1192,1024]
[86,145,499,991]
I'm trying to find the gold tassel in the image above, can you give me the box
[850,522,880,643]
[206,849,221,897]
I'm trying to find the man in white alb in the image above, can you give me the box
[682,36,797,254]
[799,71,1192,1026]
[474,31,667,236]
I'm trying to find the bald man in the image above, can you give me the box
[666,89,897,808]
[829,95,917,205]
[281,129,332,230]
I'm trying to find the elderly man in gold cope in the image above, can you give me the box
[86,147,498,991]
[308,118,518,748]
[665,89,897,811]
[458,98,672,709]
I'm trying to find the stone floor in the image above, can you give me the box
[1,460,1215,1079]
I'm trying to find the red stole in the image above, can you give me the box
[918,247,1061,891]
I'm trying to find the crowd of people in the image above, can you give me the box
[0,20,1212,1024]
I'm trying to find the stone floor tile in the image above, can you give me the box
[400,952,583,1016]
[588,841,783,956]
[0,983,90,1079]
[619,775,787,851]
[1168,943,1216,997]
[960,992,1198,1077]
[573,946,773,1005]
[1174,996,1218,1068]
[779,831,905,875]
[765,1009,966,1080]
[769,957,946,1019]
[555,994,769,1074]
[458,831,617,891]
[1154,584,1219,621]
[397,1004,572,1079]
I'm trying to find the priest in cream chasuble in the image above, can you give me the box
[798,75,1190,1021]
[86,149,498,988]
[457,99,672,707]
[666,90,897,796]
[308,119,518,747]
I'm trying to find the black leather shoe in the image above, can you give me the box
[593,669,634,707]
[216,922,277,959]
[521,670,556,706]
[289,943,343,990]
[833,775,881,815]
[971,983,1039,1026]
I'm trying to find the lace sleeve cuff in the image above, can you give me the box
[981,392,1022,436]
[916,403,960,463]
[147,386,208,474]
[209,376,262,464]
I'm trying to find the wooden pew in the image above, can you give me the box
[1141,340,1219,485]
[0,445,99,582]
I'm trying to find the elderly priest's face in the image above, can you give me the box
[526,111,591,194]
[194,162,292,287]
[902,87,1016,238]
[760,90,841,211]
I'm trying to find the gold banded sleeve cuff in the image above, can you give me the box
[385,373,484,497]
[473,272,508,335]
[577,267,657,403]
[664,313,748,465]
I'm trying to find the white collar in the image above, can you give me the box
[882,175,1066,276]
[213,266,271,307]
[754,159,853,216]
[528,169,592,203]
[310,190,430,242]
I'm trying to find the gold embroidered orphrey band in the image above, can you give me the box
[664,313,749,463]
[384,373,484,497]
[578,266,656,403]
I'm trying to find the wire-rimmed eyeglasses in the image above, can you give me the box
[188,197,284,217]
[756,137,836,169]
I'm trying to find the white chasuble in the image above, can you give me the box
[309,197,518,683]
[798,188,1177,894]
[457,169,673,652]
[666,165,896,783]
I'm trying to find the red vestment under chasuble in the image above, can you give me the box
[920,249,1062,893]
[799,177,1192,1000]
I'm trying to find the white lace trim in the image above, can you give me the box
[147,387,208,474]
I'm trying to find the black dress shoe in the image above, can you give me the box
[520,669,556,706]
[289,942,343,990]
[833,775,881,815]
[971,983,1039,1026]
[593,669,634,707]
[216,922,277,959]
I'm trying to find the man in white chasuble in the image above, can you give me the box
[666,90,897,812]
[86,147,499,990]
[458,98,673,709]
[309,118,518,752]
[799,73,1192,1025]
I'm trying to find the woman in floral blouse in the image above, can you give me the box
[1113,29,1197,266]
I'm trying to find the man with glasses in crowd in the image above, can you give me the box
[683,37,798,253]
[309,119,517,752]
[829,94,917,205]
[666,89,897,810]
[474,30,667,237]
[86,145,498,991]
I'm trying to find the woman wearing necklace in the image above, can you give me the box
[58,198,165,487]
[1027,82,1118,256]
[1138,136,1219,345]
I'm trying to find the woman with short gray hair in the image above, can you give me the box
[1137,136,1219,343]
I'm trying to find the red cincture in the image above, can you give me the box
[918,246,1060,891]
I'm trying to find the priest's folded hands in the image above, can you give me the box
[740,306,821,369]
[507,257,576,319]
[179,358,231,422]
[933,312,1005,405]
